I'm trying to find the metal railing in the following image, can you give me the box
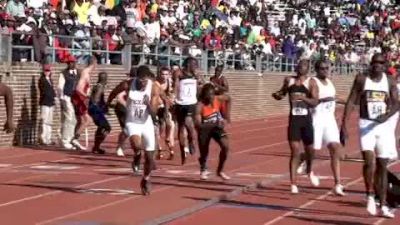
[0,32,368,75]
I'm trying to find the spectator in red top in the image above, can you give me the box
[205,29,222,69]
[204,29,222,51]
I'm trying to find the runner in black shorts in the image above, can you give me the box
[272,59,319,194]
[195,83,231,180]
[88,72,111,154]
[173,57,204,164]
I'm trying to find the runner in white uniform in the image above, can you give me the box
[341,53,398,218]
[312,60,345,196]
[174,57,203,165]
[107,65,161,195]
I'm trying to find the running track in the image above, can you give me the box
[0,115,399,225]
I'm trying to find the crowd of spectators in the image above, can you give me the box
[1,0,400,73]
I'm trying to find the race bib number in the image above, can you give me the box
[291,107,308,116]
[367,102,386,119]
[366,91,387,119]
[323,101,335,113]
[181,85,194,98]
[291,99,308,116]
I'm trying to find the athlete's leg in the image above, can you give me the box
[129,134,142,174]
[184,115,197,155]
[141,119,156,195]
[198,127,212,179]
[289,140,302,191]
[363,151,376,197]
[214,128,230,180]
[327,142,342,186]
[376,157,389,207]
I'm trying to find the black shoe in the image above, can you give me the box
[140,178,151,196]
[92,148,106,154]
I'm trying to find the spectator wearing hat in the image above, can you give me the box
[39,64,56,145]
[58,56,79,150]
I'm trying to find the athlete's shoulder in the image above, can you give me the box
[355,71,367,84]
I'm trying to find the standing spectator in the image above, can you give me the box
[39,64,56,145]
[58,56,79,150]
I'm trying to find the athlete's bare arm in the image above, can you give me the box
[194,103,204,130]
[216,94,231,123]
[341,73,365,133]
[150,82,161,118]
[272,77,290,100]
[0,83,14,133]
[107,80,130,106]
[76,59,97,96]
[173,69,182,101]
[375,75,399,123]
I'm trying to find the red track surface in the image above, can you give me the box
[0,115,398,225]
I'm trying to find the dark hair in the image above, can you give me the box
[199,83,215,101]
[182,56,198,68]
[314,59,329,70]
[136,65,154,79]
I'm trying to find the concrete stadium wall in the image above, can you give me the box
[0,64,356,147]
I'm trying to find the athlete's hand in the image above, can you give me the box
[3,119,14,133]
[272,92,283,100]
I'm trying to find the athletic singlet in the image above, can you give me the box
[176,73,198,105]
[313,77,336,117]
[201,98,223,123]
[360,73,389,120]
[126,79,153,124]
[288,77,311,118]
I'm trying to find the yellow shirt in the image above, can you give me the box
[73,2,91,25]
[201,19,210,30]
[150,3,158,14]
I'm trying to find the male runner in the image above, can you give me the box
[174,57,203,165]
[210,64,229,95]
[195,83,231,180]
[107,67,138,157]
[341,53,398,218]
[107,65,161,195]
[311,60,345,196]
[272,59,320,194]
[71,57,97,151]
[87,72,111,154]
[0,82,14,133]
[155,67,176,160]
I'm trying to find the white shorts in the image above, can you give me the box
[125,117,156,151]
[313,115,340,150]
[359,115,398,159]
